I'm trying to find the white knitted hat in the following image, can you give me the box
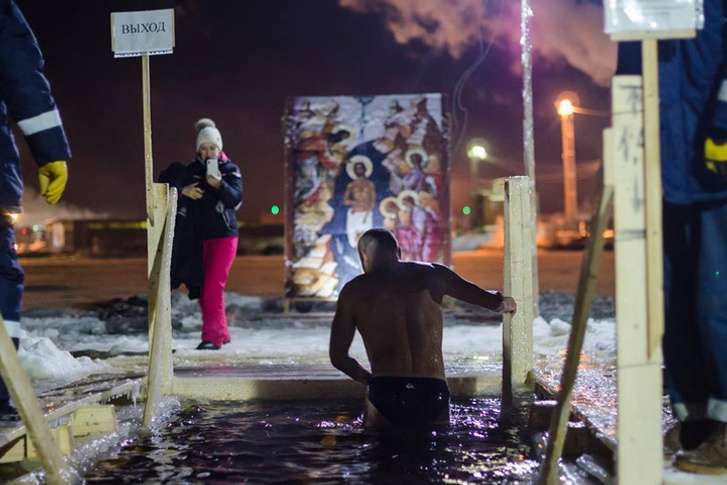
[195,118,223,151]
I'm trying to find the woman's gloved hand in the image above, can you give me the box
[182,182,204,200]
[38,161,68,204]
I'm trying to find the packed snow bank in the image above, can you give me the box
[18,332,108,385]
[17,291,617,384]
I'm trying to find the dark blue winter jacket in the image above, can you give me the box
[657,0,727,204]
[159,154,242,299]
[0,0,71,212]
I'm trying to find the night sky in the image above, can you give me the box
[16,0,612,224]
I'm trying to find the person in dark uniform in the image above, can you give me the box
[0,0,71,415]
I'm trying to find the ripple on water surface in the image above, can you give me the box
[84,398,538,484]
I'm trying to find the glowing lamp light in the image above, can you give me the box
[467,144,488,161]
[271,205,280,215]
[558,99,574,116]
[9,213,18,223]
[462,206,471,215]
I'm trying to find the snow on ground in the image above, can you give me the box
[16,291,617,393]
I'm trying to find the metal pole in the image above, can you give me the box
[521,0,539,317]
[560,112,578,228]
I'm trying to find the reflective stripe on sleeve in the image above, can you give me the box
[2,320,20,339]
[672,401,707,422]
[719,81,727,103]
[707,398,727,422]
[17,109,62,136]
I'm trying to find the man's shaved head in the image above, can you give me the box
[358,228,400,272]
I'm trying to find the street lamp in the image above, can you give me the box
[555,92,579,229]
[466,138,488,199]
[466,138,489,230]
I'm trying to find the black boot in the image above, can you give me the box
[196,341,220,350]
[680,419,715,450]
[0,400,19,421]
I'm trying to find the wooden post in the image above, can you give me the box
[0,315,76,483]
[143,184,177,426]
[142,54,154,227]
[612,75,662,484]
[503,176,534,408]
[539,130,615,485]
[641,39,665,360]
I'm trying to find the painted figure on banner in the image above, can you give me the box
[343,156,376,247]
[287,99,354,298]
[284,94,451,299]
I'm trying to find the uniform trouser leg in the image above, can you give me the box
[663,199,727,423]
[198,236,238,347]
[0,219,23,404]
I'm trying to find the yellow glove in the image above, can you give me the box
[705,137,727,180]
[38,161,68,204]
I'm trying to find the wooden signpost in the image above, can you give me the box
[111,9,177,426]
[607,2,699,483]
[540,1,702,483]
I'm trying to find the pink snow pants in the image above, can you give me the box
[199,236,238,347]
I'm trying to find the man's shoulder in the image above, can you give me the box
[340,273,368,293]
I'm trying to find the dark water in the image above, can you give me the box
[84,399,538,484]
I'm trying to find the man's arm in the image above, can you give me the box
[329,288,372,385]
[432,264,516,314]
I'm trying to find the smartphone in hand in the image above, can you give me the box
[206,157,220,178]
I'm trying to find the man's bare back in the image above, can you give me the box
[329,229,516,428]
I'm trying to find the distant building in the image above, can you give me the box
[45,219,147,256]
[43,218,284,257]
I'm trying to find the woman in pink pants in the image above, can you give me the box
[162,118,243,350]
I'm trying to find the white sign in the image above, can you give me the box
[111,9,175,58]
[605,0,703,34]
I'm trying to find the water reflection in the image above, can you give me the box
[85,398,538,484]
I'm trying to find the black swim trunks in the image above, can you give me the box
[367,376,450,426]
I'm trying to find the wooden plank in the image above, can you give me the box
[612,76,649,367]
[540,133,614,485]
[144,185,177,426]
[610,29,695,42]
[27,425,73,460]
[0,378,141,449]
[612,74,662,485]
[502,176,534,408]
[0,315,74,482]
[617,364,662,483]
[0,436,25,463]
[642,39,665,362]
[142,53,154,226]
[70,405,117,437]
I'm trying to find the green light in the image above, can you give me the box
[271,205,280,215]
[462,206,471,215]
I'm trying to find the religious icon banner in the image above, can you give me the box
[283,93,452,299]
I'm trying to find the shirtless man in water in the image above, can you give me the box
[329,228,517,428]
